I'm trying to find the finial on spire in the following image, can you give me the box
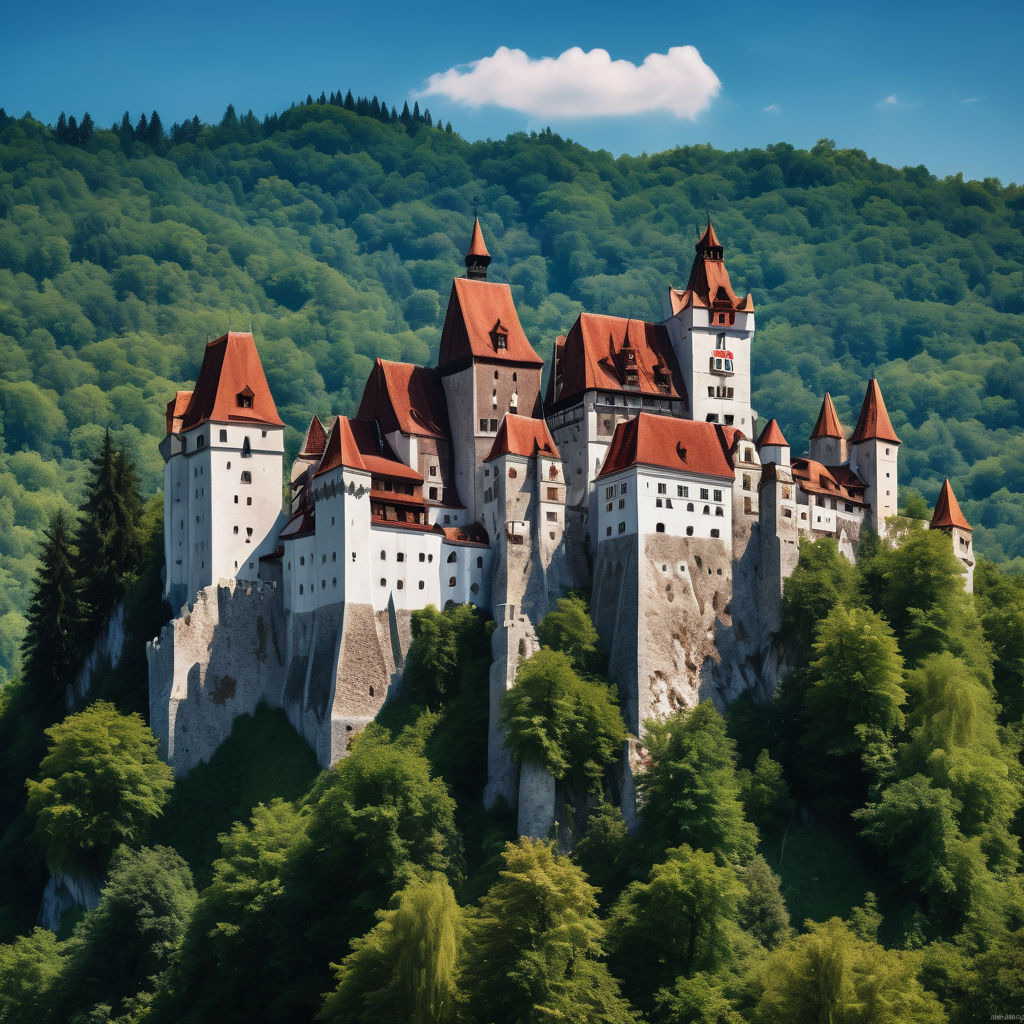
[465,216,492,281]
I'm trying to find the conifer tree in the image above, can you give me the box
[67,115,77,140]
[344,89,355,110]
[76,432,143,637]
[55,112,67,141]
[118,110,134,139]
[21,508,82,724]
[78,111,93,143]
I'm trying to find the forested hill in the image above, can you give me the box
[1,99,1023,680]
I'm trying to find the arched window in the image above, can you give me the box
[241,436,252,458]
[655,523,665,533]
[476,556,483,569]
[686,526,694,536]
[449,577,456,587]
[447,552,457,563]
[716,507,724,517]
[240,471,252,484]
[380,550,386,560]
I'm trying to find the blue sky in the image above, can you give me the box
[2,0,1021,184]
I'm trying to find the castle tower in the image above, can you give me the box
[756,418,790,469]
[438,220,544,524]
[664,220,756,435]
[160,332,285,609]
[808,393,847,466]
[930,479,974,592]
[848,378,900,537]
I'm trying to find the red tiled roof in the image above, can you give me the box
[438,278,543,368]
[166,390,193,435]
[598,413,735,480]
[280,509,315,540]
[850,378,901,445]
[757,418,789,448]
[355,359,451,439]
[300,415,328,457]
[314,416,367,477]
[349,419,424,481]
[467,216,490,259]
[931,479,971,531]
[179,332,283,431]
[669,220,754,315]
[791,458,868,505]
[546,313,685,409]
[484,415,560,462]
[438,523,490,547]
[810,393,844,440]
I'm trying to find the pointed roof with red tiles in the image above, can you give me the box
[314,416,367,477]
[669,219,754,315]
[791,458,868,505]
[465,216,492,281]
[300,415,328,458]
[165,390,193,435]
[356,359,452,439]
[756,418,789,449]
[850,377,901,445]
[931,479,971,532]
[438,277,543,369]
[810,393,844,440]
[598,412,734,480]
[484,415,560,463]
[179,332,283,431]
[546,312,686,411]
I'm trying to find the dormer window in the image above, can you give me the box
[237,385,255,409]
[490,320,508,351]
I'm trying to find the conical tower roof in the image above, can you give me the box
[810,393,844,440]
[931,479,971,531]
[465,216,492,280]
[851,377,901,445]
[756,418,789,448]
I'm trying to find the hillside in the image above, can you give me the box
[1,99,1023,682]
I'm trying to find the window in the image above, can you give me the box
[241,436,251,458]
[656,498,663,508]
[233,526,239,534]
[299,584,303,594]
[677,485,688,497]
[237,386,254,409]
[606,526,612,536]
[397,552,405,562]
[246,527,254,538]
[241,471,252,484]
[489,418,498,432]
[234,495,239,504]
[547,487,558,501]
[618,498,625,509]
[449,576,457,587]
[351,552,356,561]
[686,525,694,536]
[479,419,488,432]
[418,552,426,562]
[246,497,252,506]
[620,482,628,494]
[606,486,614,498]
[300,556,305,566]
[710,528,720,538]
[418,581,425,590]
[657,482,667,495]
[656,522,665,533]
[546,511,557,522]
[700,488,709,500]
[380,578,387,587]
[742,475,751,491]
[396,580,404,590]
[618,522,626,534]
[713,489,723,502]
[704,505,711,515]
[197,435,205,448]
[219,429,227,442]
[508,467,517,479]
[476,556,483,569]
[447,551,457,563]
[716,507,724,517]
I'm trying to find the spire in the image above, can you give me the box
[756,418,789,448]
[465,216,492,280]
[931,479,971,532]
[695,218,723,260]
[810,393,844,440]
[850,377,901,445]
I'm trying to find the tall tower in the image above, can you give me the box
[160,331,285,608]
[848,378,900,537]
[808,393,847,466]
[930,479,974,592]
[438,218,545,523]
[664,220,756,435]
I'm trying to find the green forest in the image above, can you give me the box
[0,94,1023,685]
[1,456,1022,1020]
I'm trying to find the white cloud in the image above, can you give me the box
[762,103,780,113]
[416,45,721,120]
[960,96,982,104]
[878,93,900,108]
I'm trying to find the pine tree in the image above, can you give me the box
[119,111,134,139]
[55,112,67,141]
[67,115,78,140]
[21,509,82,724]
[148,110,163,146]
[78,112,94,143]
[344,90,355,110]
[76,432,142,637]
[135,112,148,138]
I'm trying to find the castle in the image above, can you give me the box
[147,218,975,830]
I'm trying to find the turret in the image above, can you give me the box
[756,418,790,469]
[930,478,974,592]
[809,393,847,466]
[161,331,285,608]
[465,216,491,281]
[848,378,900,537]
[663,220,757,435]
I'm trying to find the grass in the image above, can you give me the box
[150,703,320,888]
